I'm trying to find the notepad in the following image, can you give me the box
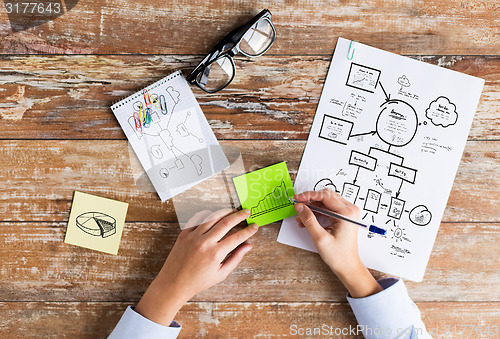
[277,38,485,281]
[111,71,229,201]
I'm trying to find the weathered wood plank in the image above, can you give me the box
[0,140,498,222]
[0,0,499,55]
[0,221,498,302]
[0,55,498,140]
[0,301,498,338]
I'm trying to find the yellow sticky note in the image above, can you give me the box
[64,191,129,255]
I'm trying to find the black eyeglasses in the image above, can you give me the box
[186,9,276,93]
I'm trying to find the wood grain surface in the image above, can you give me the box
[0,55,498,140]
[0,221,498,303]
[0,0,499,55]
[0,0,499,337]
[0,301,498,338]
[1,140,498,222]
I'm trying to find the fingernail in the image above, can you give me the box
[243,209,251,215]
[244,246,252,254]
[250,223,259,229]
[295,204,304,213]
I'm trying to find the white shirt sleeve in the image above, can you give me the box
[108,306,182,339]
[347,278,432,339]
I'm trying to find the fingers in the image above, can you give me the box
[195,208,234,234]
[295,189,355,217]
[219,223,259,253]
[184,210,213,231]
[207,209,251,241]
[295,203,330,244]
[219,243,253,278]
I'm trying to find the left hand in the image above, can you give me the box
[135,208,258,325]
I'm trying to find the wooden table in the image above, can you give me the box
[1,1,499,338]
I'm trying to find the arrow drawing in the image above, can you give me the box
[379,81,391,101]
[349,130,377,139]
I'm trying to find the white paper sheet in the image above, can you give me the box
[277,38,484,281]
[111,71,229,201]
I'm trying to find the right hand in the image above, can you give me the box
[294,189,382,298]
[294,189,362,276]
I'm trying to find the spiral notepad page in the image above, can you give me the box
[111,71,229,202]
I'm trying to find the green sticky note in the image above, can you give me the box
[233,161,296,226]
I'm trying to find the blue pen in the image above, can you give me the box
[289,198,387,236]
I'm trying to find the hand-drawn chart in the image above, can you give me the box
[278,38,485,281]
[127,88,205,179]
[76,212,117,238]
[233,161,296,227]
[111,72,229,201]
[250,179,293,218]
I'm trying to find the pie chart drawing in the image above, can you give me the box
[76,212,117,238]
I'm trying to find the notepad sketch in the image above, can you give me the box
[76,212,116,238]
[111,72,229,201]
[251,180,293,218]
[278,38,484,281]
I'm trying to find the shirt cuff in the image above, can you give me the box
[346,278,424,338]
[108,306,181,339]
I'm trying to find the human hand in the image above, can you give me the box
[294,189,382,298]
[294,189,361,275]
[135,208,258,325]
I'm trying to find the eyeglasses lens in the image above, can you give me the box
[239,18,275,56]
[196,55,234,92]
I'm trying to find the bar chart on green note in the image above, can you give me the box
[233,162,297,226]
[251,180,293,218]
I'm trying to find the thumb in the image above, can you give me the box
[295,203,329,244]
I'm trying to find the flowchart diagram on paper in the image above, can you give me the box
[278,38,484,281]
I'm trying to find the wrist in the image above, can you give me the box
[153,274,192,306]
[135,278,187,326]
[331,258,365,283]
[332,260,383,298]
[329,254,364,278]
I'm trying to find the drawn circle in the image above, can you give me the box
[409,205,432,226]
[159,168,169,178]
[423,121,427,125]
[376,100,418,147]
[133,101,144,111]
[314,178,336,192]
[151,145,163,159]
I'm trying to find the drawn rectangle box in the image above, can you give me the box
[388,163,417,183]
[364,189,381,213]
[388,197,405,219]
[318,115,354,145]
[349,150,377,171]
[346,63,381,93]
[342,182,360,204]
